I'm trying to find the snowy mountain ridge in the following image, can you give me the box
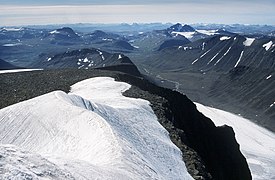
[0,77,192,179]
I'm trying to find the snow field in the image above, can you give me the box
[243,37,255,47]
[171,31,195,39]
[0,77,193,179]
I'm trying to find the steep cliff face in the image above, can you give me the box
[118,73,251,180]
[162,91,251,180]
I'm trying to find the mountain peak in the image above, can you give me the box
[57,27,76,34]
[92,30,108,37]
[49,27,78,38]
[169,23,195,32]
[169,23,183,31]
[181,24,196,32]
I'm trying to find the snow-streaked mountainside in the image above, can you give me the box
[0,77,193,179]
[195,103,275,180]
[164,23,235,41]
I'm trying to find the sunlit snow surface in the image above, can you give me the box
[196,29,219,36]
[263,41,273,51]
[195,103,275,180]
[243,37,255,47]
[234,50,244,67]
[220,36,231,41]
[0,69,42,74]
[0,77,193,179]
[2,43,22,47]
[171,31,195,39]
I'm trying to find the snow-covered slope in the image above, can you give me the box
[0,144,75,179]
[195,103,275,180]
[0,77,193,179]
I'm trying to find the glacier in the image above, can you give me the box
[0,77,193,179]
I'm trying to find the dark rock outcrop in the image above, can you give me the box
[97,56,141,77]
[113,40,135,50]
[168,23,196,32]
[46,27,81,45]
[50,27,79,39]
[118,74,252,180]
[91,30,108,37]
[85,30,125,41]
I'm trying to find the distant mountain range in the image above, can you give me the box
[147,34,275,71]
[129,23,275,132]
[1,22,275,180]
[1,23,275,131]
[0,27,136,67]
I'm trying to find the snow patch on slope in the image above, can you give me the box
[214,46,232,66]
[207,52,220,65]
[49,30,60,34]
[192,49,211,65]
[234,51,244,67]
[2,43,22,47]
[171,31,195,39]
[0,77,192,179]
[196,29,219,36]
[220,36,231,41]
[191,59,199,64]
[263,41,273,51]
[83,57,89,63]
[195,103,275,180]
[0,69,42,74]
[243,38,255,46]
[266,75,272,80]
[202,42,206,50]
[118,54,122,59]
[2,27,23,31]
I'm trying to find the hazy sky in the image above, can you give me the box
[0,0,274,26]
